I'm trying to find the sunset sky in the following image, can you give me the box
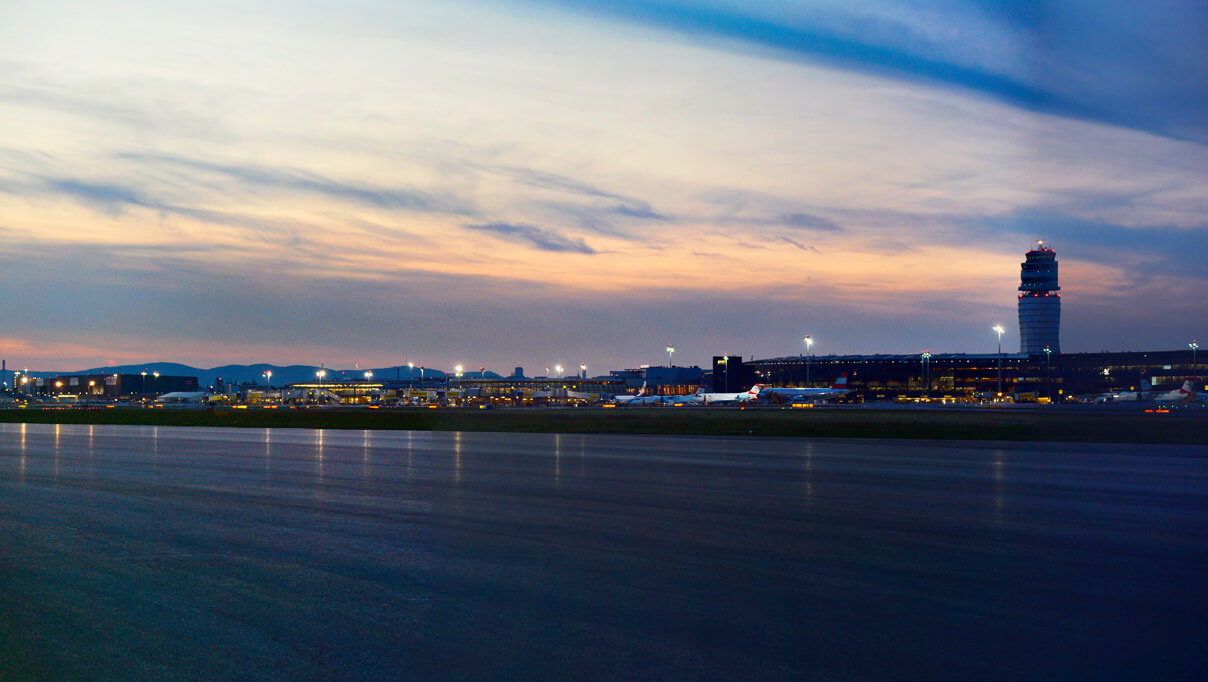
[2,0,1206,373]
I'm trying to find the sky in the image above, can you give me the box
[1,0,1206,373]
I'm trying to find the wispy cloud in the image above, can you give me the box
[531,0,1208,142]
[772,236,820,253]
[971,207,1208,280]
[1,85,176,134]
[464,222,597,254]
[781,212,843,232]
[536,201,669,239]
[23,175,310,247]
[474,163,629,201]
[612,204,668,221]
[117,154,467,214]
[41,178,150,215]
[472,163,667,226]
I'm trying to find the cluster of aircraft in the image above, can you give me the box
[1092,377,1201,405]
[613,375,852,406]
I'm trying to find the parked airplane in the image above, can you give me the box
[1153,377,1198,403]
[665,387,707,406]
[1094,377,1196,404]
[1092,375,1155,404]
[563,389,606,403]
[759,374,852,404]
[613,382,659,405]
[700,384,764,405]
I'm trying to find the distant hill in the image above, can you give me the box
[9,363,506,388]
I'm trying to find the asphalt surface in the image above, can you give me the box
[1,424,1206,680]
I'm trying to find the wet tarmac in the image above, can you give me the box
[1,424,1205,680]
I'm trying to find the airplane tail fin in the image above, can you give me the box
[832,373,849,390]
[636,381,647,397]
[748,384,764,395]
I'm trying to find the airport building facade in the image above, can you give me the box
[277,377,633,406]
[747,349,1199,402]
[15,373,200,400]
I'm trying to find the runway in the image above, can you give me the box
[1,424,1205,680]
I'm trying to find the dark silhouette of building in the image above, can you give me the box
[26,373,199,399]
[712,355,754,393]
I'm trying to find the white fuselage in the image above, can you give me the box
[1095,379,1197,404]
[760,387,850,403]
[1154,379,1197,403]
[665,389,706,405]
[700,385,762,405]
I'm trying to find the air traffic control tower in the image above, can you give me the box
[1018,241,1060,354]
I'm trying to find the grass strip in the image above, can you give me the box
[0,407,1204,444]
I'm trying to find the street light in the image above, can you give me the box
[721,354,729,393]
[264,370,272,386]
[993,324,1005,399]
[141,371,147,403]
[666,344,675,368]
[1191,340,1199,378]
[921,351,931,399]
[1043,345,1052,401]
[555,364,563,379]
[803,336,813,386]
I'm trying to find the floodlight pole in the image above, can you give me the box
[922,351,931,399]
[993,325,1005,398]
[1044,346,1052,401]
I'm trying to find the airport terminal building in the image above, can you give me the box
[16,373,200,400]
[741,350,1200,402]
